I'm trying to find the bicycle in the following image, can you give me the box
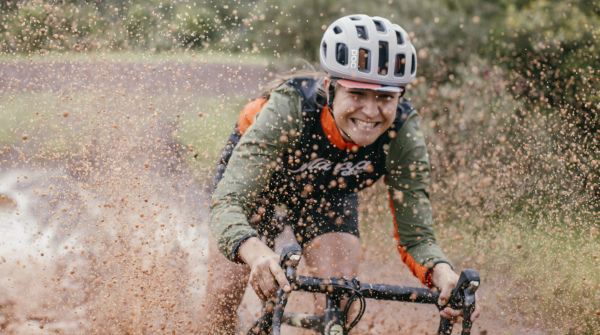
[249,243,480,335]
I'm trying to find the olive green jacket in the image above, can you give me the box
[209,83,450,286]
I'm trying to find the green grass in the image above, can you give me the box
[0,88,251,179]
[0,91,90,155]
[176,94,251,183]
[452,217,600,334]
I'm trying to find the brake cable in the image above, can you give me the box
[324,283,366,332]
[343,289,366,331]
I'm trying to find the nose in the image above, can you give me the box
[362,96,379,119]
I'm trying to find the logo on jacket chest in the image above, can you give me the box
[288,157,373,176]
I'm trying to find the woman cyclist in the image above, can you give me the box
[202,14,481,333]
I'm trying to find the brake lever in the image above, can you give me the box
[279,242,302,287]
[272,243,303,335]
[437,269,480,335]
[459,273,479,335]
[250,243,303,335]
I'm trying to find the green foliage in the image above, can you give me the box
[245,0,501,81]
[0,0,235,53]
[485,0,600,209]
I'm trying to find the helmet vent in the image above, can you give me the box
[333,26,343,34]
[336,43,348,66]
[322,42,327,59]
[395,54,406,76]
[358,48,370,72]
[356,26,368,40]
[350,16,361,21]
[378,41,389,75]
[395,31,404,44]
[373,20,386,32]
[410,53,416,74]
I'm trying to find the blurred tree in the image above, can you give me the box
[244,0,501,83]
[488,0,600,206]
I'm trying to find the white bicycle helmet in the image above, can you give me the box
[320,14,417,87]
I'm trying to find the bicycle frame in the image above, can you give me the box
[249,243,479,335]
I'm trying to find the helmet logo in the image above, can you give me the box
[350,49,358,69]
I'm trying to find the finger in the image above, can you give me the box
[260,272,279,299]
[440,309,460,320]
[438,284,452,306]
[443,307,461,317]
[471,303,482,322]
[439,311,452,320]
[251,278,267,302]
[269,262,291,292]
[258,274,275,300]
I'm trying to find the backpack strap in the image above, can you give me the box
[238,98,268,136]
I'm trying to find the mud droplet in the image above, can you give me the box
[22,135,28,140]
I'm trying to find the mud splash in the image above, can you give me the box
[0,59,266,334]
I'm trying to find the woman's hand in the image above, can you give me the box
[238,237,291,301]
[432,263,481,323]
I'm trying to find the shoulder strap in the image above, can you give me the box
[283,77,326,113]
[395,100,415,129]
[237,98,268,136]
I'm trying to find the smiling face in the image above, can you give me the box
[330,84,400,146]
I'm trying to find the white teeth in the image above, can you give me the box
[353,119,377,129]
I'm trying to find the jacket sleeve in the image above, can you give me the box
[384,110,452,287]
[209,85,303,262]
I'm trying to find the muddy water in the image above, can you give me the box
[0,110,212,334]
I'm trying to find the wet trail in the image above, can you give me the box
[0,90,213,333]
[0,60,538,334]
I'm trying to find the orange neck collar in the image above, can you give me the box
[320,105,359,151]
